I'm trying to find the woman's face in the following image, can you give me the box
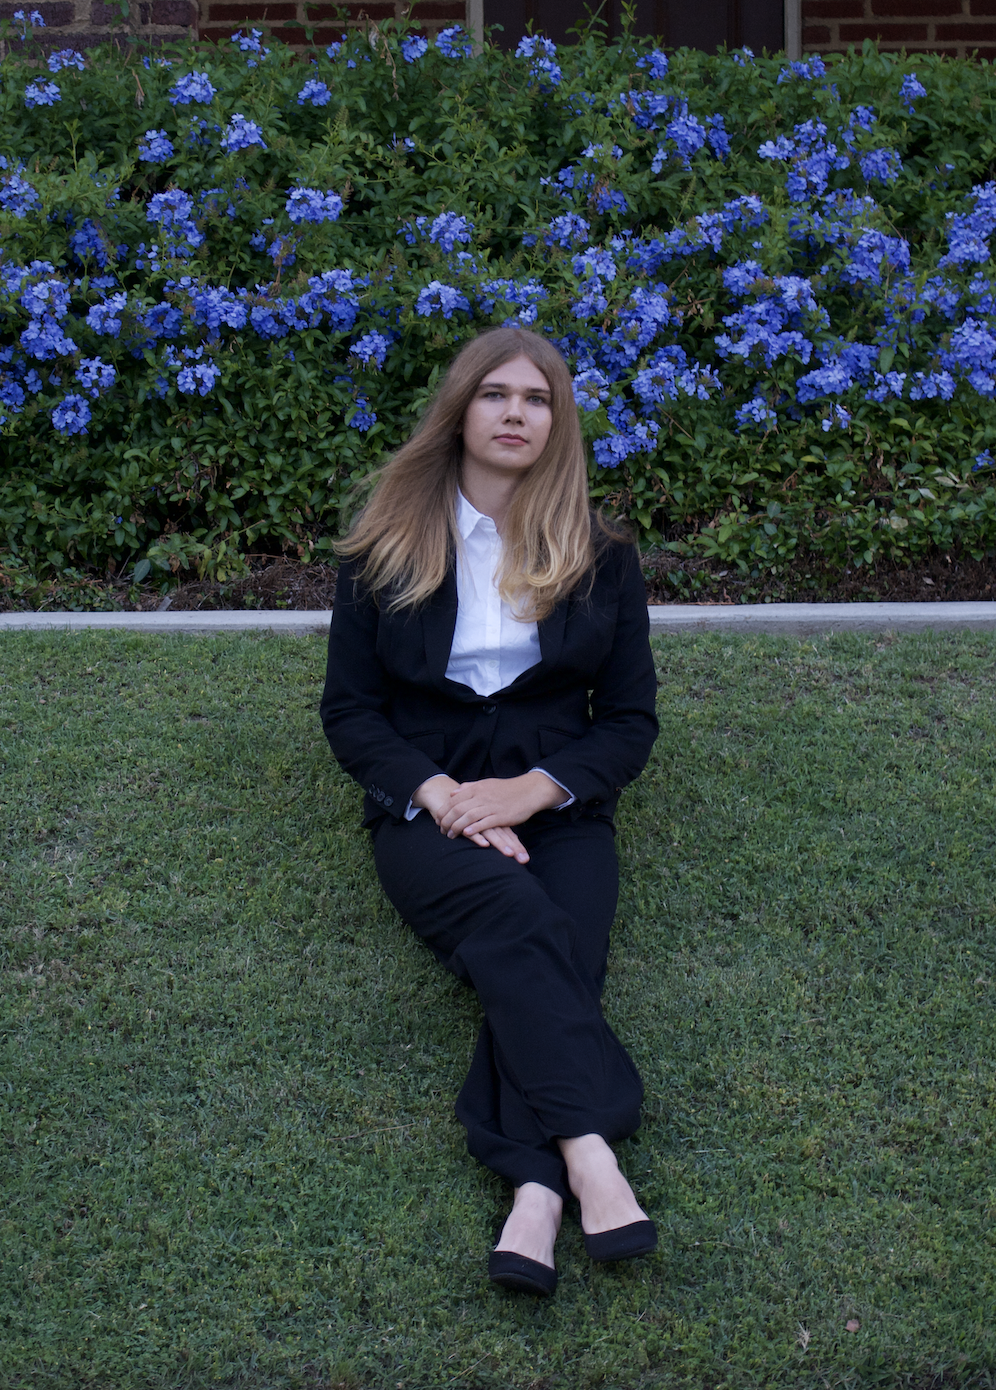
[460,353,553,484]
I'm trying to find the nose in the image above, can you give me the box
[503,394,524,421]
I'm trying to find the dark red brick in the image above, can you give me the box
[802,0,861,14]
[408,1,463,17]
[303,1,392,14]
[208,3,294,17]
[803,23,833,40]
[937,19,996,34]
[970,0,996,13]
[839,20,929,37]
[871,0,960,10]
[150,0,195,21]
[6,1,75,25]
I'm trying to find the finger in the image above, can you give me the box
[447,811,507,839]
[481,827,530,863]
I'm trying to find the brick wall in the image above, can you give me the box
[803,0,996,58]
[0,0,196,51]
[198,0,464,47]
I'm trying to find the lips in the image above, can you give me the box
[495,434,526,444]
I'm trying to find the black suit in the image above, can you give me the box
[320,534,659,1198]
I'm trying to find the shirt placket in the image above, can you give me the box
[483,526,502,694]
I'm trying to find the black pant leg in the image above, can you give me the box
[370,812,643,1198]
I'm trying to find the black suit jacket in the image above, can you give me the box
[320,535,659,828]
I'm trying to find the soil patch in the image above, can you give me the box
[4,549,996,613]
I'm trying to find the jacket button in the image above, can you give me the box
[383,796,394,808]
[481,702,497,715]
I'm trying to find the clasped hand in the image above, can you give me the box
[411,770,564,865]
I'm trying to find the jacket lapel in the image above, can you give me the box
[422,566,459,686]
[537,595,568,672]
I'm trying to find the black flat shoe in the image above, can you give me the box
[583,1219,657,1263]
[488,1250,557,1296]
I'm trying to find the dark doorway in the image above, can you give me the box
[483,0,784,53]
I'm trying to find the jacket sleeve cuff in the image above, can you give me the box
[529,766,575,810]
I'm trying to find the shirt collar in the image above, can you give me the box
[455,488,498,540]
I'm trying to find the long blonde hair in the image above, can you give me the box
[337,328,597,622]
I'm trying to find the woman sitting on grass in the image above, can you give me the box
[320,326,659,1296]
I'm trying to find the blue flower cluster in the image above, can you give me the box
[168,72,217,106]
[436,26,473,58]
[515,35,561,88]
[221,114,267,153]
[401,35,428,63]
[285,188,344,224]
[24,80,60,108]
[48,49,84,73]
[297,79,331,107]
[0,158,39,219]
[138,129,175,164]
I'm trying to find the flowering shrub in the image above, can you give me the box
[2,24,996,579]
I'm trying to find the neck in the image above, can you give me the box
[459,465,523,534]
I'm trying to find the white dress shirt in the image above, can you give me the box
[447,489,542,695]
[404,490,573,819]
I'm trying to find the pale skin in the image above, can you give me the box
[410,354,649,1271]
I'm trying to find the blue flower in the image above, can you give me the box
[69,219,109,266]
[12,9,44,38]
[221,114,267,152]
[478,278,547,324]
[940,182,996,269]
[572,367,610,411]
[138,129,174,163]
[75,357,117,399]
[24,81,61,108]
[866,370,907,402]
[0,170,39,218]
[51,393,91,434]
[325,37,346,58]
[707,114,731,161]
[231,28,270,65]
[545,214,589,248]
[427,211,473,251]
[635,48,668,80]
[900,72,926,113]
[732,47,754,66]
[168,71,217,105]
[415,281,471,318]
[298,79,331,106]
[735,396,778,431]
[285,187,344,224]
[515,34,561,86]
[147,190,203,256]
[350,332,390,369]
[47,49,84,72]
[401,34,428,62]
[973,450,994,470]
[777,56,826,83]
[0,377,26,413]
[348,394,377,430]
[820,404,851,430]
[86,293,128,337]
[860,148,902,183]
[593,188,628,216]
[436,26,473,58]
[177,360,221,395]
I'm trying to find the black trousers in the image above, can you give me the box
[371,810,644,1200]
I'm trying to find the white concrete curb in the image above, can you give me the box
[2,602,996,636]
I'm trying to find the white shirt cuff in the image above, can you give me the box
[529,768,575,810]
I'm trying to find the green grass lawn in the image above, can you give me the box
[3,628,996,1390]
